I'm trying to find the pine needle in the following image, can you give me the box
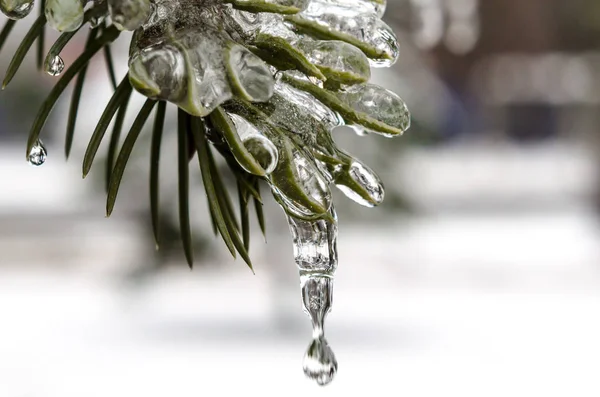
[65,28,98,159]
[150,101,167,248]
[177,108,194,268]
[106,98,157,217]
[3,14,46,89]
[83,74,132,177]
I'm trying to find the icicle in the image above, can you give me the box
[287,207,338,385]
[301,274,337,386]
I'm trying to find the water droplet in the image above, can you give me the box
[28,140,47,166]
[45,55,65,77]
[303,336,338,386]
[0,0,34,20]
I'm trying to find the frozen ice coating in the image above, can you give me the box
[229,113,279,174]
[316,0,386,18]
[129,30,235,117]
[268,137,333,220]
[286,0,399,67]
[108,0,152,31]
[258,80,344,136]
[1,0,410,386]
[335,83,411,137]
[253,81,387,207]
[334,160,385,207]
[127,1,278,116]
[45,0,84,32]
[0,0,34,19]
[226,44,275,102]
[296,39,371,84]
[227,0,310,13]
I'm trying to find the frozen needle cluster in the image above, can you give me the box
[1,0,410,385]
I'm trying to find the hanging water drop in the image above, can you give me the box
[0,0,35,20]
[28,140,47,166]
[45,55,65,76]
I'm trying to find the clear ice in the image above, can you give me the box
[28,139,47,166]
[229,113,279,174]
[108,0,152,31]
[44,0,84,32]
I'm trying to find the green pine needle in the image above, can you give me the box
[206,140,253,271]
[150,101,167,249]
[177,109,194,268]
[3,14,46,89]
[253,179,267,241]
[103,44,118,90]
[238,180,251,251]
[65,29,97,159]
[191,116,238,259]
[0,19,16,54]
[83,74,132,177]
[36,0,45,70]
[106,98,157,217]
[105,83,133,191]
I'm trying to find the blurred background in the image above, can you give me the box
[2,1,600,395]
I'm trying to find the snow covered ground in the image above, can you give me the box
[1,209,600,397]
